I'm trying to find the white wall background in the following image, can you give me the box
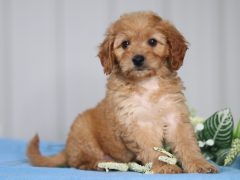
[0,0,239,141]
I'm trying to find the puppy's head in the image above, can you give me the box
[98,12,188,79]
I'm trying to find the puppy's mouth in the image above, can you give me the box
[134,65,154,72]
[126,66,156,79]
[135,66,146,71]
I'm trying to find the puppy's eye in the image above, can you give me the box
[121,40,130,49]
[148,38,157,47]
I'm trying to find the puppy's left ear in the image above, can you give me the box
[98,33,115,75]
[160,21,188,71]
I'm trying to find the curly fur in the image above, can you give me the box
[27,11,218,174]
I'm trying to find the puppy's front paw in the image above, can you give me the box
[152,164,182,174]
[185,160,218,173]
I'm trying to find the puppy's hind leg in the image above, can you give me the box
[66,139,115,171]
[65,113,115,171]
[66,134,110,170]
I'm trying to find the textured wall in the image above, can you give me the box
[0,0,239,141]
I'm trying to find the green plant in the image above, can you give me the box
[233,120,240,139]
[198,108,233,148]
[224,138,240,166]
[195,108,234,165]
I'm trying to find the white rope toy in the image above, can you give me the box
[97,147,177,173]
[153,147,177,165]
[97,162,153,174]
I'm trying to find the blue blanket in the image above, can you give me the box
[0,138,239,180]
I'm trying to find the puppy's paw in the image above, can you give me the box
[185,160,218,173]
[152,164,182,174]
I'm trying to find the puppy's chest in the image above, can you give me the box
[115,78,169,125]
[131,79,161,111]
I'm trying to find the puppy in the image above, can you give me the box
[27,11,218,174]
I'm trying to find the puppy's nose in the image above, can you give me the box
[132,55,145,67]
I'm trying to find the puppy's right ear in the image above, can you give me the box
[159,21,188,71]
[98,33,115,75]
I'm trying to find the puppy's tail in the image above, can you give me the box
[27,134,67,167]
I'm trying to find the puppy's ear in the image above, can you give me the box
[98,33,115,75]
[160,21,188,71]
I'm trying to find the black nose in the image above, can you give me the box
[132,55,145,67]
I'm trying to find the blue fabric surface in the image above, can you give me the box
[0,138,239,180]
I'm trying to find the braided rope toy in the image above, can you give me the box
[97,147,177,174]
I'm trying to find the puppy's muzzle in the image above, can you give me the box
[132,55,145,67]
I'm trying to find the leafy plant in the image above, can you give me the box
[195,108,234,165]
[224,138,240,165]
[224,120,240,166]
[233,120,240,139]
[198,108,233,148]
[215,148,230,165]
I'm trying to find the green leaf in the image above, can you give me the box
[233,119,240,139]
[198,108,234,149]
[215,148,230,165]
[224,138,240,166]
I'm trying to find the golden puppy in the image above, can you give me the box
[27,11,218,174]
